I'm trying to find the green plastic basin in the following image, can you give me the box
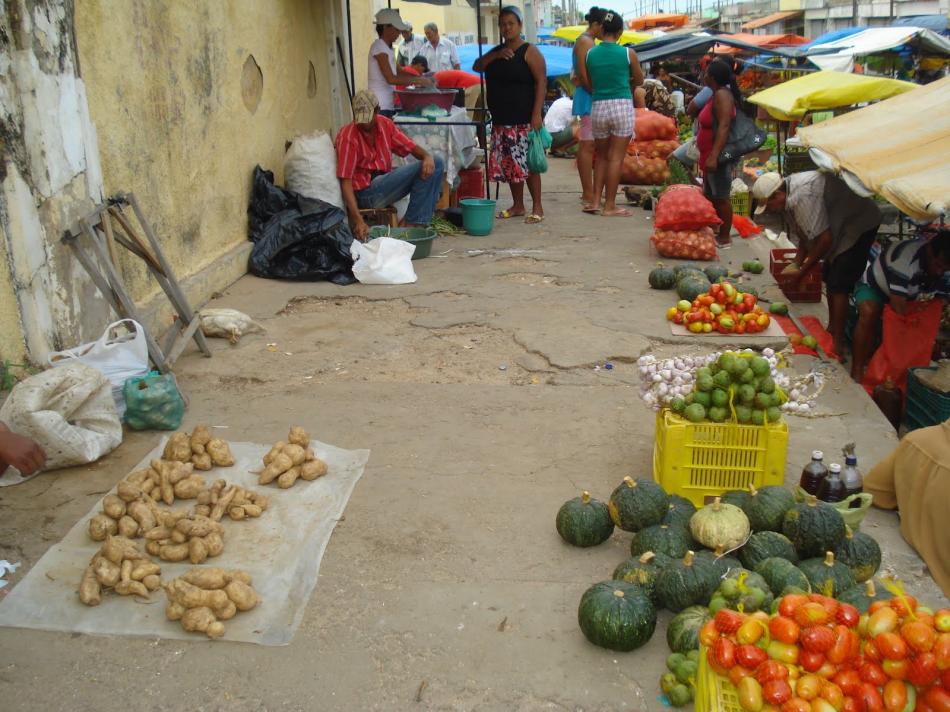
[368,226,437,260]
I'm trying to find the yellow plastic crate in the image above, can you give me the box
[730,192,751,217]
[653,410,788,507]
[697,647,741,712]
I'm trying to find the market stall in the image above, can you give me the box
[805,25,950,74]
[552,24,652,45]
[394,106,479,188]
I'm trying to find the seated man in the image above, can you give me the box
[851,229,950,381]
[336,90,445,242]
[0,421,46,478]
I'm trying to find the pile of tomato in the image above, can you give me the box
[700,592,950,712]
[667,282,772,335]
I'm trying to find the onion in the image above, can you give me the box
[674,359,685,370]
[763,348,774,357]
[659,369,672,381]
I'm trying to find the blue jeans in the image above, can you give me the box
[356,157,445,225]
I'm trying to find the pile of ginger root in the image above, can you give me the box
[79,535,162,606]
[164,568,260,639]
[259,426,328,488]
[162,425,234,471]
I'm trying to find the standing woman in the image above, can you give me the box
[572,7,605,211]
[697,59,740,247]
[586,10,643,217]
[473,6,547,224]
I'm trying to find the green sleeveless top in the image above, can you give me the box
[587,42,631,102]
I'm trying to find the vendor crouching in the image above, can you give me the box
[336,90,445,242]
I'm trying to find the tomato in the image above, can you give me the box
[813,699,840,712]
[700,619,720,647]
[883,680,909,712]
[739,618,768,645]
[833,670,863,697]
[843,697,860,712]
[809,594,839,616]
[714,637,738,669]
[719,316,736,331]
[882,658,910,681]
[731,664,757,686]
[710,283,722,297]
[837,604,861,629]
[942,667,950,689]
[716,609,746,634]
[815,662,839,680]
[828,626,858,666]
[736,321,747,334]
[923,688,950,712]
[908,652,939,687]
[797,603,833,628]
[758,314,771,328]
[771,616,802,645]
[876,633,909,661]
[700,295,715,307]
[869,608,900,637]
[803,627,837,654]
[865,639,883,662]
[703,322,713,333]
[782,697,812,712]
[739,676,765,712]
[860,662,888,687]
[890,596,918,618]
[780,594,810,618]
[763,680,794,706]
[934,632,950,670]
[869,601,891,615]
[666,307,678,321]
[738,644,770,670]
[758,661,791,684]
[801,650,827,673]
[769,640,801,665]
[935,609,950,634]
[672,311,684,324]
[856,683,885,712]
[820,682,845,712]
[797,674,824,701]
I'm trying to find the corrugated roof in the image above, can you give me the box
[741,11,803,31]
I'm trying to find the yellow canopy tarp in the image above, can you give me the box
[797,75,949,221]
[748,70,918,120]
[553,25,653,45]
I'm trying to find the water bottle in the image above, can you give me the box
[818,463,846,503]
[799,450,828,496]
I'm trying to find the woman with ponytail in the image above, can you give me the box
[697,58,741,247]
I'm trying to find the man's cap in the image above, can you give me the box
[352,90,379,124]
[404,22,413,31]
[375,9,409,31]
[751,172,783,214]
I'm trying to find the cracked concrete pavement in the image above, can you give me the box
[0,160,945,711]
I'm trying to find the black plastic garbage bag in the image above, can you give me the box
[247,166,356,284]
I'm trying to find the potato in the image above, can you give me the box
[254,494,269,511]
[210,486,237,521]
[263,441,287,466]
[299,458,328,481]
[225,580,259,611]
[116,480,144,503]
[165,601,186,621]
[120,558,133,584]
[117,515,139,538]
[193,504,211,517]
[173,475,206,499]
[164,579,228,609]
[260,453,293,485]
[196,490,213,506]
[145,540,161,557]
[228,570,252,585]
[140,478,156,495]
[204,531,224,557]
[89,514,118,541]
[276,466,300,489]
[206,438,234,467]
[125,468,151,486]
[242,503,263,518]
[214,599,238,621]
[181,567,230,589]
[101,536,145,565]
[191,452,212,471]
[190,425,212,451]
[181,606,225,639]
[127,500,157,532]
[163,432,192,462]
[188,536,209,565]
[167,461,194,485]
[115,579,149,597]
[93,556,121,587]
[144,526,171,541]
[143,574,161,591]
[102,494,126,520]
[282,444,307,466]
[288,426,309,447]
[159,543,189,562]
[131,562,161,581]
[79,565,101,606]
[171,529,187,544]
[175,516,218,538]
[228,506,245,521]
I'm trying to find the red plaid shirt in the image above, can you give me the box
[335,116,416,192]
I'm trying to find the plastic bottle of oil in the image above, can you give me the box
[799,450,828,496]
[818,463,846,503]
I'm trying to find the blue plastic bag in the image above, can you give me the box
[527,128,552,174]
[123,371,185,431]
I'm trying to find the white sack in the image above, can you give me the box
[283,131,344,209]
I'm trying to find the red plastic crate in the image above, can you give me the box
[769,248,822,303]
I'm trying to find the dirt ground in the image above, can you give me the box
[0,160,945,711]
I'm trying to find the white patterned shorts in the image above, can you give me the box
[591,98,635,139]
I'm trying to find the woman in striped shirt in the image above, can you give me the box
[851,230,950,381]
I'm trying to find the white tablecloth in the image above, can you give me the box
[394,106,478,186]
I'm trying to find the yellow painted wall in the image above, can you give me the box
[349,0,379,96]
[0,222,26,363]
[73,0,336,305]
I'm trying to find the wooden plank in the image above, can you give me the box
[164,316,201,366]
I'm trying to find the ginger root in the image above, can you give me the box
[258,427,327,488]
[78,536,160,606]
[164,569,259,639]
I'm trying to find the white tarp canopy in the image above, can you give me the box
[807,26,950,71]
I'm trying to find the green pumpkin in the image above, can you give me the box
[666,605,711,654]
[742,485,795,533]
[739,531,798,570]
[613,551,674,602]
[655,550,720,612]
[837,579,894,614]
[672,263,703,281]
[797,551,856,597]
[704,264,729,283]
[662,496,697,529]
[631,524,696,559]
[694,546,742,578]
[608,476,670,532]
[577,580,657,651]
[720,489,751,509]
[754,557,811,597]
[556,491,615,547]
[689,497,751,551]
[833,526,882,583]
[782,496,846,559]
[649,267,677,290]
[676,274,711,302]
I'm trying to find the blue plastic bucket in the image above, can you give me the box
[460,198,496,236]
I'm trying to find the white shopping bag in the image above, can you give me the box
[48,319,150,416]
[350,237,417,285]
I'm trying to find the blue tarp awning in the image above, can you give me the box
[457,43,574,77]
[799,27,865,50]
[632,32,821,62]
[537,25,556,39]
[894,16,948,34]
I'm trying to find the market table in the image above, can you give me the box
[394,106,479,187]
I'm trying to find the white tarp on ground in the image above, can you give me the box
[808,26,950,71]
[0,437,370,645]
[797,75,950,221]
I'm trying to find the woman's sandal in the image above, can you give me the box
[524,214,544,224]
[581,204,600,214]
[497,209,524,219]
[602,208,632,217]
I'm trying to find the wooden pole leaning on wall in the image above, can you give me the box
[62,192,212,374]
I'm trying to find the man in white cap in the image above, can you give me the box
[370,9,433,115]
[335,90,444,242]
[752,170,881,358]
[397,22,425,68]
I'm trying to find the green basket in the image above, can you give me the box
[905,367,950,431]
[368,226,438,260]
[730,192,750,217]
[795,487,873,530]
